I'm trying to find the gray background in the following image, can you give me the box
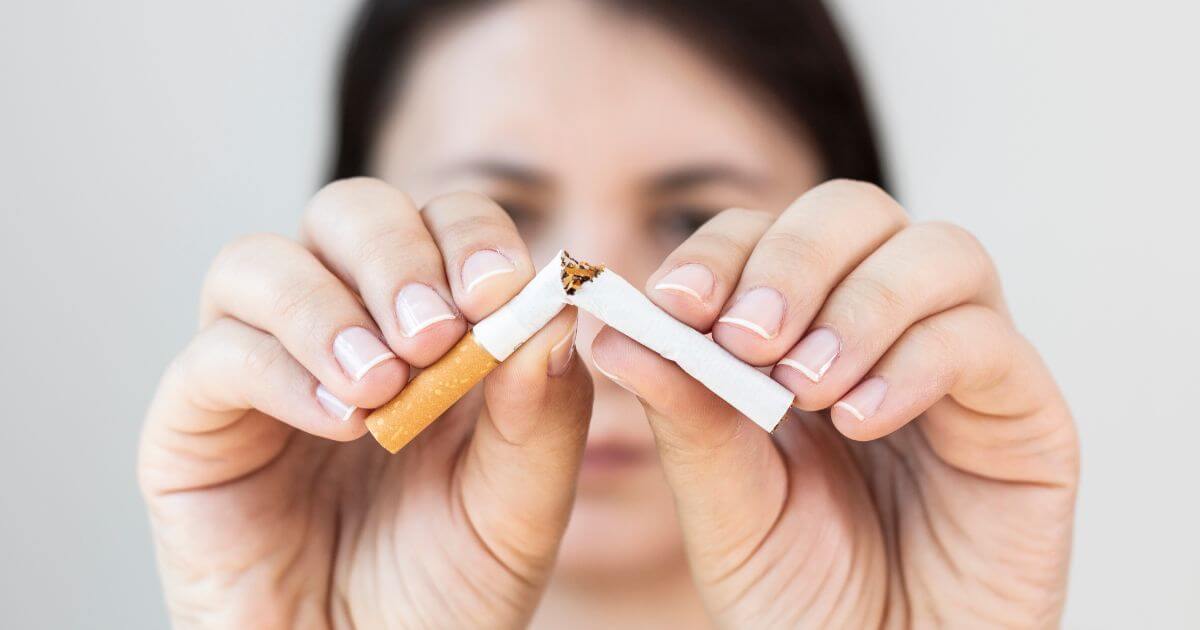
[1,1,1196,627]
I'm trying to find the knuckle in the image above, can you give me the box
[960,304,1013,348]
[920,220,980,251]
[306,177,414,225]
[913,314,961,361]
[272,277,328,321]
[312,176,395,207]
[240,333,291,381]
[207,233,294,286]
[442,212,518,247]
[172,318,250,387]
[425,190,501,216]
[424,191,520,248]
[354,222,440,271]
[715,206,775,228]
[819,177,875,192]
[685,229,756,261]
[820,178,889,201]
[214,232,288,266]
[952,223,992,270]
[166,339,201,390]
[811,178,908,227]
[915,221,995,280]
[839,273,908,315]
[928,305,1014,385]
[271,277,335,335]
[757,230,836,273]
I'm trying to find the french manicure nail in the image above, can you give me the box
[654,263,715,302]
[778,327,841,383]
[717,287,785,339]
[316,384,357,422]
[333,326,395,381]
[462,249,516,293]
[594,363,637,395]
[834,377,888,422]
[547,321,578,377]
[396,284,457,337]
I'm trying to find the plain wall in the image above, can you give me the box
[1,1,1196,626]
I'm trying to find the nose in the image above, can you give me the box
[555,203,659,282]
[550,203,662,391]
[559,215,630,275]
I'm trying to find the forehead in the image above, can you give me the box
[377,0,813,184]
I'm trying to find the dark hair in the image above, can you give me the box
[330,0,887,190]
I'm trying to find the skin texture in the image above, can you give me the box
[141,182,592,628]
[140,0,1079,628]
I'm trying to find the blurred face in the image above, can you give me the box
[372,0,821,580]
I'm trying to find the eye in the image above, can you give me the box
[495,198,541,233]
[653,204,718,241]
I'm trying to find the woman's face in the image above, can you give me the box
[373,0,822,580]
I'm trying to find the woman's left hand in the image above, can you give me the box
[591,179,1079,628]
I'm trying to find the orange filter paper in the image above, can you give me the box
[365,331,499,453]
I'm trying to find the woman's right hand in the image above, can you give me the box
[139,179,591,628]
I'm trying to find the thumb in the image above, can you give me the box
[457,306,592,581]
[589,325,787,582]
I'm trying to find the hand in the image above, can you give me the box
[139,180,591,628]
[591,180,1079,628]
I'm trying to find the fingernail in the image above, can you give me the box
[778,327,841,383]
[594,363,637,395]
[316,384,357,422]
[332,326,395,381]
[462,249,515,293]
[718,287,785,339]
[396,284,457,337]
[834,377,888,422]
[547,320,578,377]
[654,263,715,302]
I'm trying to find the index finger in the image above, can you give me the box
[420,191,537,322]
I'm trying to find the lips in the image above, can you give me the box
[581,440,652,473]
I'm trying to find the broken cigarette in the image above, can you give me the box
[365,256,568,452]
[365,251,795,453]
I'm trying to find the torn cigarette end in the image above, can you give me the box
[365,331,499,453]
[560,251,604,295]
[363,248,794,453]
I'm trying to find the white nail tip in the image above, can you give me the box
[351,352,396,381]
[834,401,866,422]
[400,313,457,338]
[717,316,775,339]
[550,322,579,354]
[778,358,822,383]
[654,282,703,301]
[316,385,358,422]
[465,268,514,293]
[593,363,636,394]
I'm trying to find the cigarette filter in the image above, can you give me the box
[365,250,795,452]
[365,331,499,453]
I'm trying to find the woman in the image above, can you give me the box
[139,0,1079,627]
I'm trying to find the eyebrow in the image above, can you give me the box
[434,159,551,188]
[645,164,765,195]
[434,158,764,194]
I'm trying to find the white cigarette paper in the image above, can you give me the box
[569,269,794,431]
[474,251,794,432]
[473,256,566,360]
